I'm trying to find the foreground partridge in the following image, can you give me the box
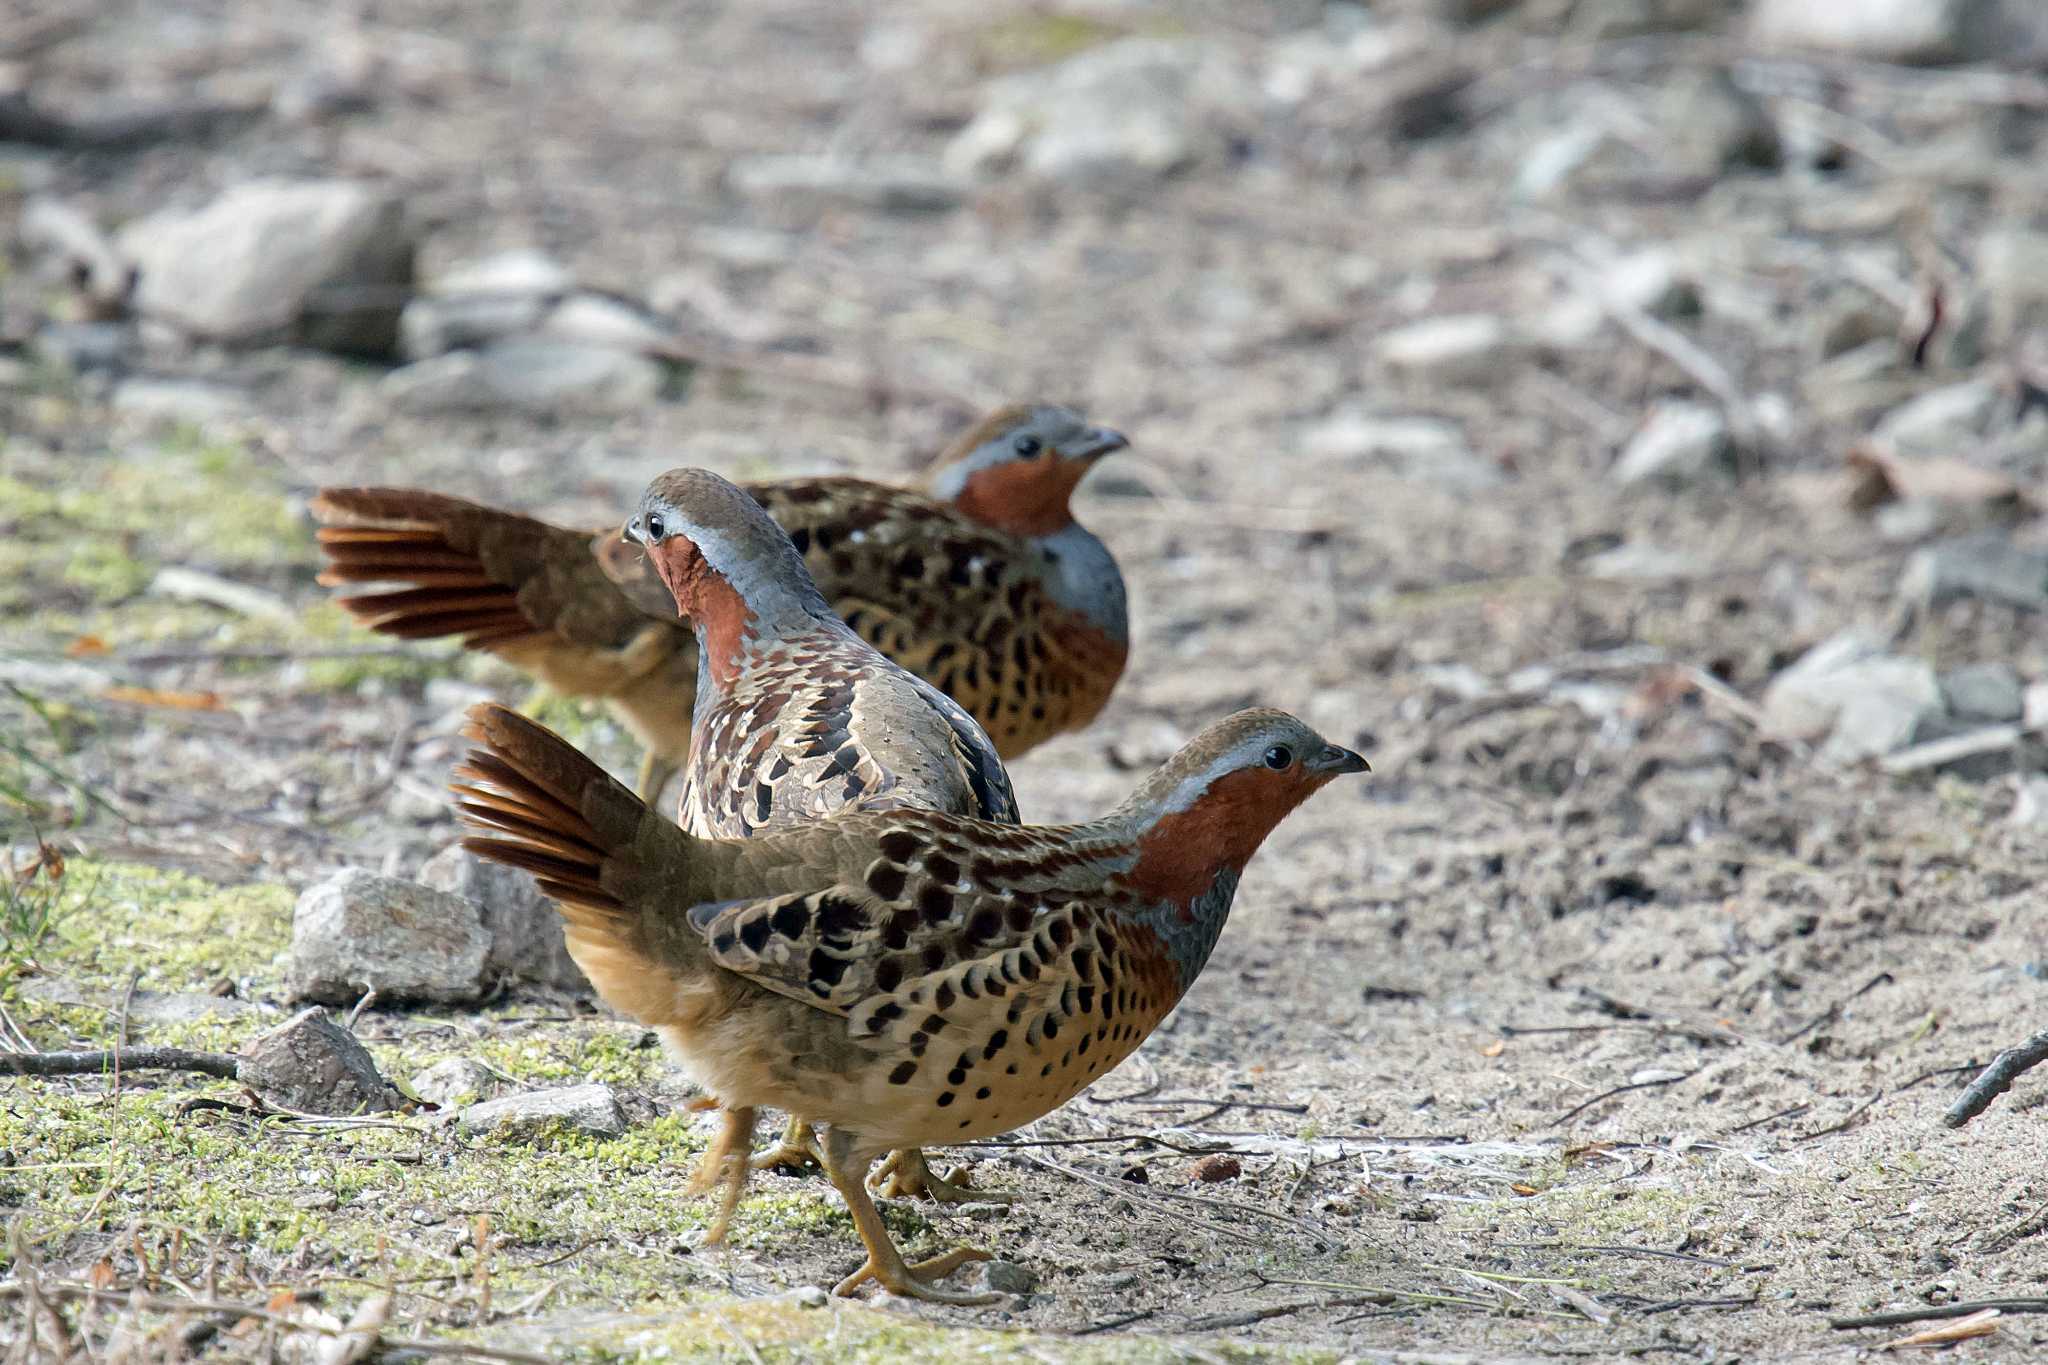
[620,467,1022,1217]
[450,702,1366,1302]
[311,404,1129,801]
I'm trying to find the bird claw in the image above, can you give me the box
[833,1245,997,1305]
[871,1149,1012,1205]
[749,1139,818,1174]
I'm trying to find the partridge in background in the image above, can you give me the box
[450,702,1366,1302]
[312,404,1130,802]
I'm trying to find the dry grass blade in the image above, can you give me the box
[1880,1307,2001,1349]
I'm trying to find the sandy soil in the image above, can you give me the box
[5,1,2048,1360]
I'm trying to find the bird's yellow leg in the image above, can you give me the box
[749,1115,820,1173]
[684,1105,756,1245]
[871,1147,1014,1204]
[818,1129,997,1305]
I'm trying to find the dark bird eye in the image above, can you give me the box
[1263,745,1293,770]
[1012,434,1043,458]
[644,513,665,540]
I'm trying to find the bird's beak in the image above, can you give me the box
[1309,744,1370,776]
[1067,427,1129,462]
[622,515,645,546]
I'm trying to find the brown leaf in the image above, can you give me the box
[88,1257,115,1290]
[1844,445,2026,515]
[65,634,109,657]
[1510,1183,1540,1197]
[102,684,224,711]
[1188,1153,1242,1184]
[1479,1038,1506,1058]
[1882,1307,2000,1349]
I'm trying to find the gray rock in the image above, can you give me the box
[1759,629,1891,739]
[381,339,666,414]
[1667,67,1780,174]
[110,379,254,427]
[1612,402,1731,485]
[379,350,499,412]
[539,292,682,355]
[1941,663,2027,723]
[399,292,552,360]
[116,180,414,356]
[1874,380,2000,452]
[398,248,574,359]
[238,1007,401,1115]
[947,38,1255,184]
[1899,537,2048,614]
[473,339,667,408]
[1566,0,1741,36]
[1301,412,1500,488]
[288,869,491,1005]
[1821,668,1946,764]
[1376,314,1514,386]
[1753,0,2048,64]
[438,247,575,299]
[19,196,131,311]
[456,1083,628,1141]
[1601,248,1700,319]
[976,1259,1040,1296]
[1761,630,1942,762]
[1750,0,1969,62]
[1432,0,1524,22]
[410,1057,498,1108]
[1578,542,1707,582]
[1980,228,2048,344]
[30,322,134,375]
[728,154,964,213]
[419,843,587,993]
[2011,775,2048,826]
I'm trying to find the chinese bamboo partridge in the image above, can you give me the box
[310,404,1129,802]
[449,701,1366,1302]
[621,466,1024,1219]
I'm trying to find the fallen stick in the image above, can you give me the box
[1942,1028,2048,1129]
[1830,1298,2048,1330]
[0,1046,240,1080]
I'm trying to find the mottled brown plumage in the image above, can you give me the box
[625,467,1021,1218]
[312,405,1129,802]
[450,702,1365,1301]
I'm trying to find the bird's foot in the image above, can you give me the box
[683,1106,755,1245]
[833,1245,997,1305]
[750,1116,820,1174]
[749,1138,819,1174]
[871,1148,1013,1205]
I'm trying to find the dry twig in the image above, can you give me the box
[1831,1299,2048,1331]
[1943,1028,2048,1129]
[1552,1069,1699,1127]
[0,1046,241,1081]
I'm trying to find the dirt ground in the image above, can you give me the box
[6,0,2048,1360]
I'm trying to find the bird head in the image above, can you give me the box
[924,404,1127,538]
[622,467,829,676]
[1115,709,1367,913]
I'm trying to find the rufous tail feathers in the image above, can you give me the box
[312,488,559,648]
[450,702,660,925]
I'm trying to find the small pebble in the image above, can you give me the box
[790,1286,829,1309]
[1189,1153,1243,1184]
[977,1259,1039,1297]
